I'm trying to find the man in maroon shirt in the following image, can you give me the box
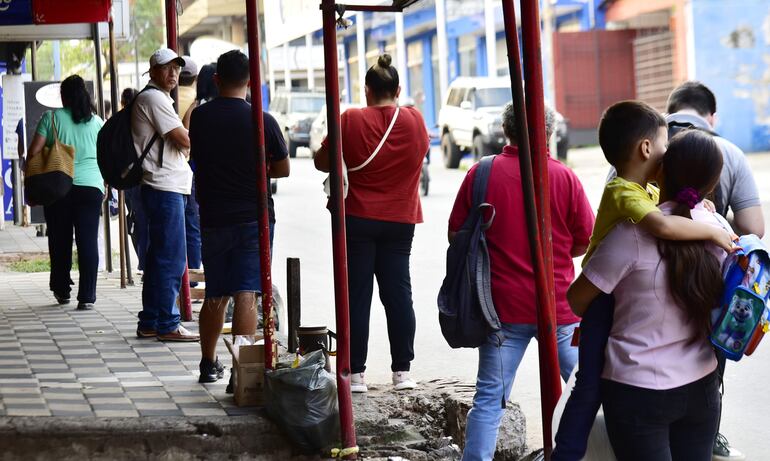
[448,102,594,461]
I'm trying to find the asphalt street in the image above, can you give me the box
[269,146,770,457]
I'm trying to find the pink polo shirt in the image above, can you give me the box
[448,146,595,325]
[582,201,726,390]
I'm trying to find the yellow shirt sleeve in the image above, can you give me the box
[583,178,659,265]
[610,181,660,224]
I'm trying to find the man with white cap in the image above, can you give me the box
[133,48,199,342]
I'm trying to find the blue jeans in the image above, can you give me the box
[552,293,614,461]
[201,222,272,298]
[138,186,187,335]
[185,182,202,270]
[463,322,579,461]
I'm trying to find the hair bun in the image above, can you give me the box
[378,54,393,68]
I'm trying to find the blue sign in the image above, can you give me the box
[2,160,12,222]
[0,0,33,26]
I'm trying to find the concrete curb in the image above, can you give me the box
[0,415,301,461]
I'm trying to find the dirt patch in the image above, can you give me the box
[0,252,50,272]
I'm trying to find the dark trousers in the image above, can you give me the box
[714,349,726,434]
[602,372,720,461]
[43,185,104,303]
[185,181,202,269]
[124,186,148,271]
[552,293,614,461]
[346,215,416,374]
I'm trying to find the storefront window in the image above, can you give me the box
[347,40,361,104]
[458,34,478,77]
[496,37,509,76]
[431,35,441,119]
[407,40,424,114]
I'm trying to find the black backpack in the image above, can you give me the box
[667,120,725,216]
[97,86,164,190]
[438,155,504,348]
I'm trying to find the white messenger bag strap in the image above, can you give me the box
[348,105,400,172]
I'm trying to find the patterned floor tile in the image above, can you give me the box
[94,410,140,417]
[5,407,51,416]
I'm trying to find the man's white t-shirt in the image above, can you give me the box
[131,83,192,195]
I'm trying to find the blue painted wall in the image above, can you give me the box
[692,0,770,152]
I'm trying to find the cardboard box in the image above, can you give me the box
[223,336,278,407]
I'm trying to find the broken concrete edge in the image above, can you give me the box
[351,378,529,460]
[0,380,534,461]
[0,415,307,461]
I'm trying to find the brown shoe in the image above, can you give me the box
[157,325,200,342]
[136,328,157,338]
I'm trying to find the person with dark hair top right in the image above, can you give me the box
[667,82,761,461]
[27,75,105,310]
[182,62,218,129]
[314,54,430,393]
[551,100,736,461]
[567,129,732,460]
[667,81,764,239]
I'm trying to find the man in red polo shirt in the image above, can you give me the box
[448,102,594,461]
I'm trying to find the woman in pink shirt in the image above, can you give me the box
[567,130,730,460]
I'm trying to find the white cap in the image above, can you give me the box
[149,48,186,68]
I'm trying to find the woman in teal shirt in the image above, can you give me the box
[28,75,104,311]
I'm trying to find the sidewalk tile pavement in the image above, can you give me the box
[0,233,253,418]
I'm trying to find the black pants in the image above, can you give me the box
[601,371,721,461]
[43,185,104,303]
[552,292,614,460]
[346,215,416,374]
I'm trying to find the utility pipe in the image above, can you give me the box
[501,0,562,458]
[108,17,127,288]
[320,0,357,457]
[165,0,193,321]
[245,0,276,370]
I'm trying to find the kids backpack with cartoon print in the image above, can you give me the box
[711,234,770,361]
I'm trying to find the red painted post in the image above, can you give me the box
[245,0,275,369]
[320,0,358,458]
[501,0,562,458]
[520,0,563,457]
[164,0,193,322]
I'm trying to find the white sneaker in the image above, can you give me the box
[713,433,746,461]
[392,371,417,391]
[351,372,367,393]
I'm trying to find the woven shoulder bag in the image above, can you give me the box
[24,111,75,206]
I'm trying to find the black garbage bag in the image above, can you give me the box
[265,349,340,453]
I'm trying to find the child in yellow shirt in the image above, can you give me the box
[552,101,733,460]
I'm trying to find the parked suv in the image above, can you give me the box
[308,103,363,155]
[269,90,326,157]
[437,77,569,168]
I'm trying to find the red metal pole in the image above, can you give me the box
[245,0,275,370]
[520,1,562,456]
[501,1,561,458]
[321,0,357,458]
[165,0,193,321]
